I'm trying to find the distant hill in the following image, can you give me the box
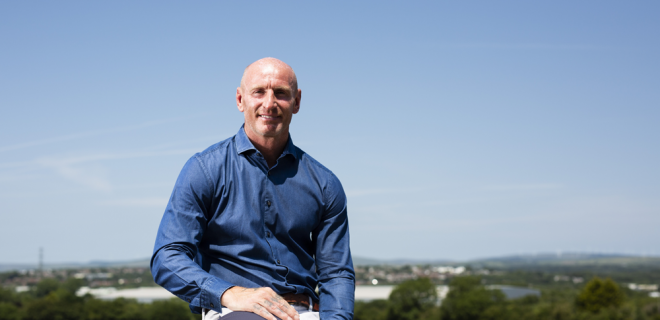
[352,256,453,266]
[0,264,35,272]
[1,257,445,271]
[353,253,660,268]
[3,253,659,272]
[469,253,660,268]
[0,258,151,272]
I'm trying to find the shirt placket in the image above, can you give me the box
[263,194,282,266]
[255,151,280,268]
[255,152,288,270]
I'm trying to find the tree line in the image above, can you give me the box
[355,276,660,320]
[1,275,659,319]
[0,278,200,320]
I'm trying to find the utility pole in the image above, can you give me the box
[38,247,43,278]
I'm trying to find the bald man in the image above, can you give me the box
[151,58,355,320]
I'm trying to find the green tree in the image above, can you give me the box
[0,286,16,303]
[23,290,84,320]
[440,276,506,320]
[34,278,60,298]
[61,278,85,295]
[81,297,150,320]
[386,277,438,320]
[0,302,21,320]
[354,299,389,320]
[146,299,198,320]
[575,277,624,313]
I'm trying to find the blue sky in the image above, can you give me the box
[1,1,658,263]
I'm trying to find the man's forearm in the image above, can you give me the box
[151,243,233,311]
[318,273,355,320]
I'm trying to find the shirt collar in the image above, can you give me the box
[235,124,298,160]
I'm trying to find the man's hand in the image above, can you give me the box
[221,286,300,320]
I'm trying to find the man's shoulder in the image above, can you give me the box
[193,135,236,162]
[295,147,347,213]
[295,146,343,187]
[176,137,235,183]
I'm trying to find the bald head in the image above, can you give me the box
[240,58,298,93]
[236,57,302,147]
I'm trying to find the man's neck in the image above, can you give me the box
[244,128,288,168]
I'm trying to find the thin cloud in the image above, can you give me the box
[0,148,194,193]
[352,209,660,232]
[33,148,199,167]
[346,187,426,198]
[440,43,609,51]
[0,113,212,153]
[99,197,169,208]
[352,195,660,232]
[0,161,34,169]
[2,148,200,191]
[143,134,231,152]
[414,195,520,208]
[484,183,563,191]
[346,189,402,197]
[112,182,175,190]
[54,164,113,192]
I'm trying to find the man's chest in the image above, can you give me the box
[204,156,325,245]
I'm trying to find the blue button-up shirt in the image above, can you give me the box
[151,126,355,319]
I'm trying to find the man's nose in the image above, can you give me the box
[263,90,277,109]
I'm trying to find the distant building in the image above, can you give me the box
[73,272,113,281]
[554,275,583,284]
[354,285,449,303]
[436,266,466,275]
[15,286,29,293]
[76,286,175,303]
[628,283,659,291]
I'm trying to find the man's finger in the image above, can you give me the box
[263,296,297,320]
[252,303,279,320]
[272,295,299,320]
[255,289,296,320]
[220,286,300,320]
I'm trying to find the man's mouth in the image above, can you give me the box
[259,115,279,120]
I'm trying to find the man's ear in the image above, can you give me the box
[293,89,301,114]
[236,87,244,112]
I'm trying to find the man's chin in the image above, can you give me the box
[255,127,285,138]
[245,121,289,139]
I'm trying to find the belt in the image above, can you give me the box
[281,293,319,312]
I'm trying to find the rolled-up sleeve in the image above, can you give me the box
[150,155,233,313]
[314,175,356,320]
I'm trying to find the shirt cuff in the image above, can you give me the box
[200,276,234,312]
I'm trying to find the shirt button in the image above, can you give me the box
[277,260,280,264]
[210,302,215,308]
[266,200,271,207]
[266,231,271,237]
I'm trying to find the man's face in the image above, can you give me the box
[237,62,301,141]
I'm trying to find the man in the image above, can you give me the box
[151,58,355,320]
